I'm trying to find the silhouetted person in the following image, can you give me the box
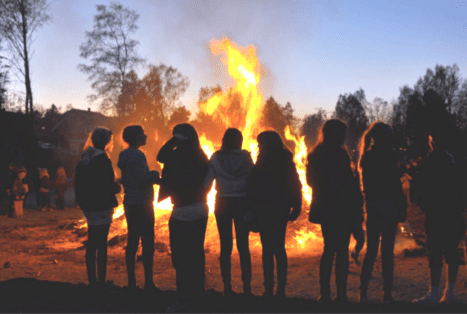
[358,122,407,304]
[75,127,120,289]
[412,125,465,306]
[54,167,67,210]
[349,161,365,267]
[4,162,17,217]
[39,168,53,212]
[157,124,209,304]
[203,128,254,297]
[247,131,302,299]
[11,166,28,219]
[117,125,160,291]
[306,119,363,303]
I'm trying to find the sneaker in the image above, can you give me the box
[318,295,332,303]
[351,250,361,266]
[440,294,459,304]
[382,294,397,304]
[412,294,439,306]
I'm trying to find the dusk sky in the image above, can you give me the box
[7,0,467,119]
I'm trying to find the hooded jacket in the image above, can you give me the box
[117,148,157,205]
[203,149,254,197]
[75,147,120,212]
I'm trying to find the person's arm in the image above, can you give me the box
[203,158,217,191]
[288,162,303,222]
[157,137,180,163]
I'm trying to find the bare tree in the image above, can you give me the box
[365,97,392,125]
[0,0,51,121]
[78,2,145,115]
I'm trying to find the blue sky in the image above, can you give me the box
[8,0,467,119]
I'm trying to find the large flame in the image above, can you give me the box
[81,38,321,252]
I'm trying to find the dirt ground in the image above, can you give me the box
[0,191,466,313]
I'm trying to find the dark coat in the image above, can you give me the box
[359,145,407,222]
[416,148,464,218]
[157,138,209,208]
[75,148,120,212]
[247,147,302,218]
[306,144,363,224]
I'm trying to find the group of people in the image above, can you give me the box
[74,120,466,307]
[0,163,68,218]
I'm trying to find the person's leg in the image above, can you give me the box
[413,217,442,304]
[169,217,191,298]
[19,200,23,218]
[360,218,382,301]
[259,222,275,297]
[275,218,288,298]
[352,223,365,257]
[319,222,336,301]
[124,205,142,288]
[13,201,20,219]
[96,224,110,286]
[233,198,252,295]
[380,219,398,301]
[335,222,351,301]
[86,225,98,286]
[441,219,463,302]
[214,197,234,295]
[141,204,156,289]
[193,217,208,297]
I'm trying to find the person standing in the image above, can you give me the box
[54,167,67,210]
[412,125,465,305]
[247,131,302,299]
[203,128,254,297]
[75,127,120,289]
[306,119,363,303]
[39,169,53,212]
[157,124,209,303]
[117,125,160,291]
[11,166,28,219]
[358,122,407,304]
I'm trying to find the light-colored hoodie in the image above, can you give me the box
[117,148,157,205]
[203,149,254,197]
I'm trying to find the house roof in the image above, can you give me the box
[52,108,110,133]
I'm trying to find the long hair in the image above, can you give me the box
[256,131,292,168]
[358,122,394,173]
[55,167,67,185]
[309,119,348,157]
[221,128,243,150]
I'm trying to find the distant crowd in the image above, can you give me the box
[1,119,466,310]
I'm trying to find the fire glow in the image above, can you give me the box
[81,38,322,252]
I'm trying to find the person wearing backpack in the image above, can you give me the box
[412,125,465,306]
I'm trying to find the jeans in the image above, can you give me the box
[124,204,155,287]
[320,220,352,298]
[169,216,208,299]
[86,224,110,285]
[39,192,50,210]
[258,208,289,292]
[214,196,251,288]
[360,216,398,294]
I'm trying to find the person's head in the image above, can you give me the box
[8,162,16,171]
[359,122,393,152]
[39,168,49,179]
[257,131,284,151]
[173,123,200,147]
[91,127,114,152]
[122,125,146,148]
[222,128,243,150]
[319,119,348,147]
[56,166,66,178]
[429,124,452,151]
[17,166,27,180]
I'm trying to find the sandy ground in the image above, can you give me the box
[0,190,466,313]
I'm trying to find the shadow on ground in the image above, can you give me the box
[0,278,465,313]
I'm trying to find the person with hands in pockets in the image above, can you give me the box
[117,125,160,291]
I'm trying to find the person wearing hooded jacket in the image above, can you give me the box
[203,128,254,297]
[75,127,120,288]
[247,130,302,299]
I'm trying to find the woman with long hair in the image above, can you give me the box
[247,131,302,299]
[306,119,363,303]
[203,128,254,297]
[358,122,406,304]
[157,124,209,304]
[75,127,121,289]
